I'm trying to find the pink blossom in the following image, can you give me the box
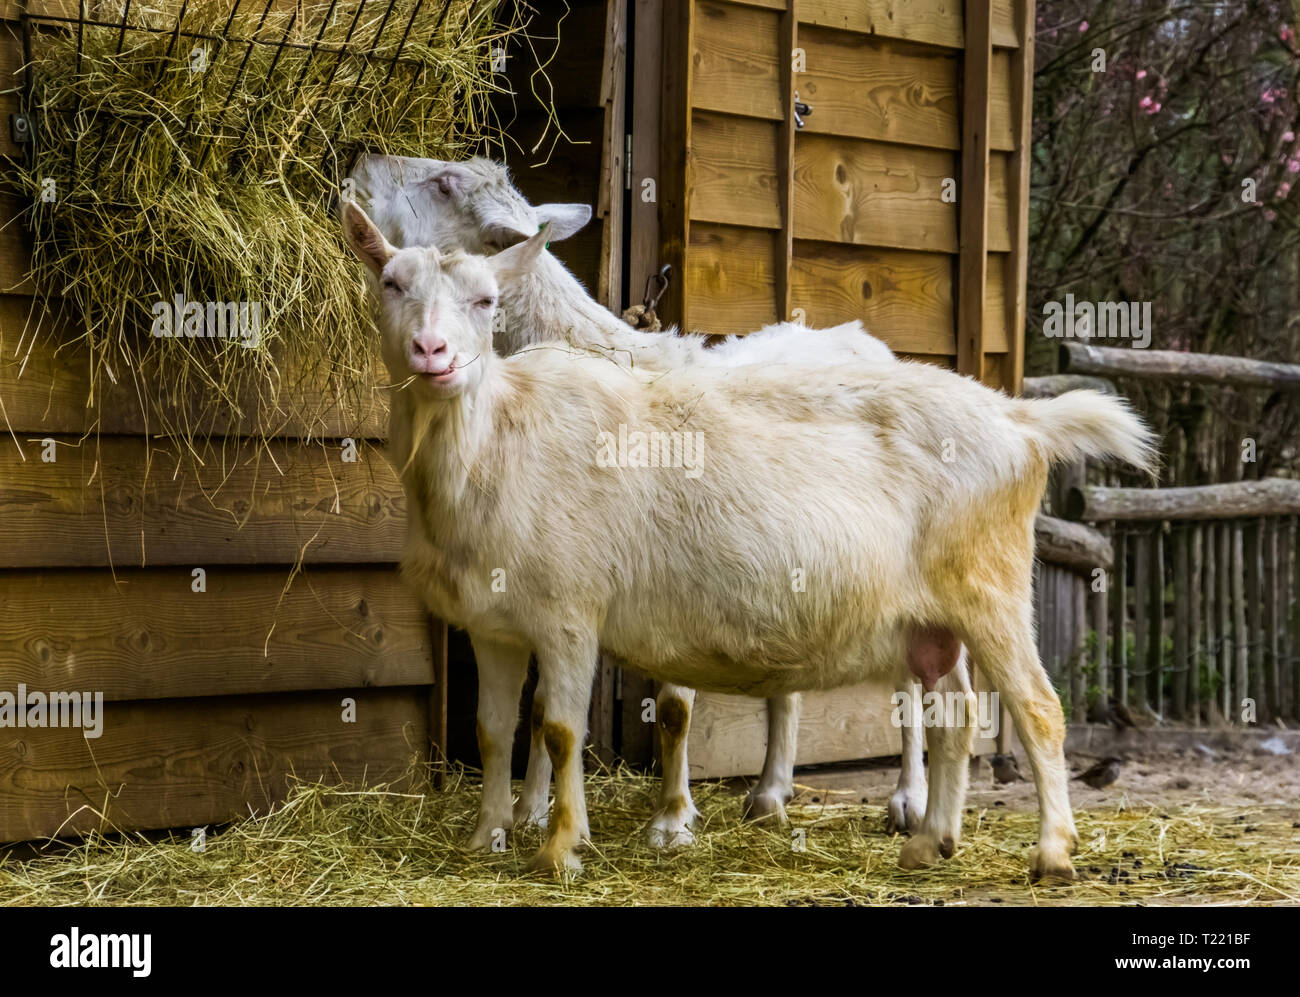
[1265,209,1278,221]
[1263,89,1277,104]
[1079,21,1088,32]
[1221,153,1234,165]
[1139,95,1153,109]
[1282,25,1294,42]
[1288,158,1300,173]
[1136,69,1147,80]
[1146,101,1162,115]
[1284,130,1296,143]
[1279,182,1292,197]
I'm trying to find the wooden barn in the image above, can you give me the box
[0,0,1038,842]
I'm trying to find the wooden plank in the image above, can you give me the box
[689,111,781,229]
[797,0,1019,50]
[1003,0,1034,393]
[0,298,389,438]
[1218,522,1232,719]
[798,27,959,149]
[1291,517,1300,720]
[775,2,796,322]
[1173,525,1190,719]
[1113,531,1128,703]
[956,1,991,382]
[628,0,665,313]
[0,194,35,295]
[1245,520,1264,717]
[691,0,782,120]
[688,676,1001,779]
[790,242,952,355]
[1189,523,1203,723]
[1095,525,1111,701]
[1070,573,1086,721]
[0,434,406,568]
[1264,518,1280,718]
[1149,526,1164,715]
[0,566,431,701]
[427,617,448,784]
[1232,523,1248,721]
[684,222,778,333]
[597,0,628,311]
[0,21,23,160]
[0,687,427,843]
[1132,531,1148,708]
[1204,522,1218,721]
[791,136,1010,253]
[658,0,694,328]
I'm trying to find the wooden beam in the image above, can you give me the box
[1035,514,1113,572]
[956,1,992,382]
[1059,341,1300,391]
[1067,478,1300,523]
[597,0,628,311]
[775,0,797,323]
[1004,0,1034,392]
[1021,373,1115,398]
[658,0,694,329]
[628,0,664,318]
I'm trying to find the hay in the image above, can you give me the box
[3,0,527,450]
[3,766,1297,906]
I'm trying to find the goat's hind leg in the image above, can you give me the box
[898,646,975,869]
[742,692,800,823]
[887,678,927,834]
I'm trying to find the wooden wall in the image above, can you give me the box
[653,0,1035,777]
[0,6,445,843]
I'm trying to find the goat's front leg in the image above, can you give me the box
[888,678,927,833]
[742,692,800,823]
[646,682,701,848]
[527,631,598,875]
[514,670,552,828]
[467,633,531,851]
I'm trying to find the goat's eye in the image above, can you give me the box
[473,296,496,310]
[382,276,402,293]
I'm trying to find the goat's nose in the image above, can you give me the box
[411,332,447,357]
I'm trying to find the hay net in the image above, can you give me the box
[5,0,524,445]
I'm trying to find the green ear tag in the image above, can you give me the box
[540,220,550,250]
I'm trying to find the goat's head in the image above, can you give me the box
[344,202,550,400]
[347,154,591,253]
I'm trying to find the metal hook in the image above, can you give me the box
[643,264,671,310]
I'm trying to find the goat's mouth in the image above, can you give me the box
[418,365,459,386]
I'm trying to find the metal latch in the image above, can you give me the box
[793,92,812,129]
[10,114,30,144]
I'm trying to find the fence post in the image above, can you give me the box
[1173,525,1190,720]
[1190,524,1203,725]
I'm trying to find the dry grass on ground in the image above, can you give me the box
[2,763,1297,907]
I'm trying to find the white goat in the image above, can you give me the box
[348,153,927,841]
[344,203,1155,878]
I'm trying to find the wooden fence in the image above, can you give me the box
[1028,344,1300,725]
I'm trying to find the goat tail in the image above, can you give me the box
[1016,390,1158,478]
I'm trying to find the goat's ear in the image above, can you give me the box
[534,203,592,242]
[488,224,549,282]
[343,202,395,278]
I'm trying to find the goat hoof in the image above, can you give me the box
[466,823,509,852]
[646,807,699,849]
[887,790,926,835]
[512,800,550,830]
[1029,847,1077,883]
[526,845,583,877]
[741,791,789,824]
[898,834,941,870]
